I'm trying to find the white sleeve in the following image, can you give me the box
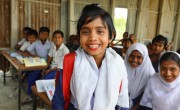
[48,46,53,57]
[140,79,153,108]
[18,38,26,45]
[57,48,69,69]
[27,41,36,52]
[20,42,29,51]
[117,63,129,108]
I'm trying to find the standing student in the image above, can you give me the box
[15,27,32,50]
[124,43,155,110]
[150,35,168,72]
[25,26,52,95]
[140,51,180,110]
[52,4,129,110]
[44,30,69,79]
[18,29,38,56]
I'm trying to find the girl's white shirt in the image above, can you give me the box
[70,47,129,110]
[140,51,180,110]
[124,43,155,101]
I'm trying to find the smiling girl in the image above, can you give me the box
[140,51,180,110]
[124,43,155,110]
[52,4,129,110]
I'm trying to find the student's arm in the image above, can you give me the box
[52,70,65,110]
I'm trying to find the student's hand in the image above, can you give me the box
[44,69,51,74]
[166,42,173,51]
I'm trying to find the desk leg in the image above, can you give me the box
[33,94,37,110]
[18,70,22,110]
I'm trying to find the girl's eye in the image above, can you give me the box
[81,30,90,35]
[170,67,176,72]
[97,30,104,34]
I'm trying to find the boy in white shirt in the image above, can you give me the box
[18,29,38,56]
[44,30,69,79]
[15,27,31,50]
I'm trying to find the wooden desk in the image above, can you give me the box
[31,85,52,110]
[1,50,47,110]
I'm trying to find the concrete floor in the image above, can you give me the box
[0,71,50,110]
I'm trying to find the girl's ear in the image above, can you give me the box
[108,32,115,43]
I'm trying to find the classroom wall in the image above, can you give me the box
[0,0,180,50]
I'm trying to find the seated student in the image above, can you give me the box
[113,32,129,46]
[124,43,155,110]
[66,34,79,52]
[44,30,69,79]
[122,38,133,58]
[140,51,180,110]
[25,27,52,95]
[52,4,129,110]
[18,29,38,56]
[15,27,32,50]
[150,35,168,73]
[129,34,136,44]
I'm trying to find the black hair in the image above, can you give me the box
[53,30,64,38]
[152,35,168,47]
[123,38,133,44]
[27,29,38,38]
[77,4,116,41]
[23,27,31,32]
[39,26,50,34]
[160,52,180,68]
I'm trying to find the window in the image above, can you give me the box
[114,8,128,42]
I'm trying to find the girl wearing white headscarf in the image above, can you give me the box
[124,43,155,109]
[140,51,180,110]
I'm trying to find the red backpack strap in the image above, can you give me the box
[62,52,76,110]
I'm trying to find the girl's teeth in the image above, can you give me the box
[89,45,99,48]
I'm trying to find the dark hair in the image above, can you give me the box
[77,4,116,41]
[123,38,133,44]
[27,29,38,38]
[23,27,31,32]
[160,52,180,68]
[39,26,50,34]
[53,30,64,38]
[152,35,168,47]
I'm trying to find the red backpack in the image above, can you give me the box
[55,52,122,110]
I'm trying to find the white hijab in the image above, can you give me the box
[70,47,129,110]
[124,43,155,100]
[140,51,180,110]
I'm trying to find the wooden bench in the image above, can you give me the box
[31,85,52,110]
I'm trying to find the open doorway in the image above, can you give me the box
[114,8,128,43]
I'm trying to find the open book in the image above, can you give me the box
[23,57,47,67]
[36,79,55,101]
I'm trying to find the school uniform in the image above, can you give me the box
[26,39,52,94]
[27,40,52,60]
[18,38,27,45]
[124,43,155,109]
[45,43,69,79]
[20,41,36,55]
[140,52,180,110]
[52,47,130,110]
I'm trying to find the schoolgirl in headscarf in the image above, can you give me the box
[140,51,180,110]
[124,43,155,110]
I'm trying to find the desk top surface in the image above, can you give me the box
[1,51,47,71]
